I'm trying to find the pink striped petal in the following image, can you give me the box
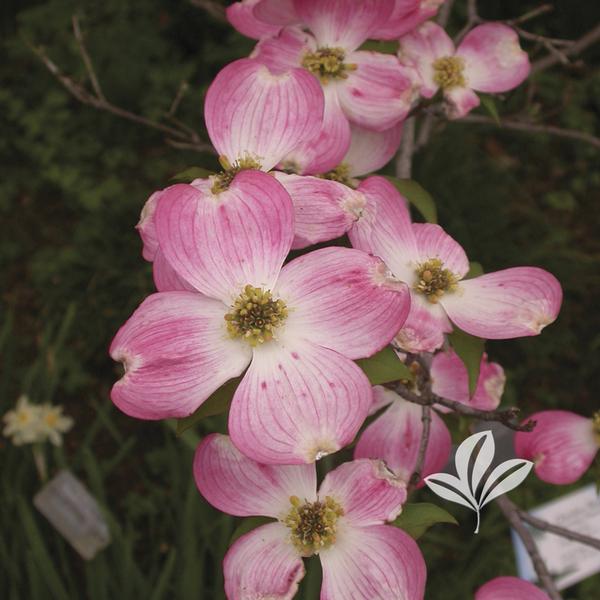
[274,173,364,249]
[339,51,415,131]
[475,576,551,600]
[137,191,161,261]
[344,123,403,178]
[276,247,411,359]
[109,292,251,419]
[282,86,351,175]
[224,523,304,600]
[226,0,283,40]
[155,172,294,303]
[398,21,455,97]
[251,26,314,74]
[152,248,196,292]
[193,434,316,517]
[293,0,395,51]
[228,339,372,464]
[440,267,563,339]
[394,298,451,353]
[444,85,480,118]
[413,223,470,278]
[373,0,443,39]
[319,459,407,525]
[457,24,531,93]
[355,386,452,483]
[253,0,298,25]
[514,411,598,485]
[204,58,324,171]
[431,350,505,413]
[349,176,419,281]
[320,524,426,600]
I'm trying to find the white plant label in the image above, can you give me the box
[425,430,533,533]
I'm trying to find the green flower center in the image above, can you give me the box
[211,155,262,194]
[432,56,466,89]
[224,285,287,346]
[283,496,344,556]
[414,258,458,303]
[319,163,354,187]
[302,47,356,84]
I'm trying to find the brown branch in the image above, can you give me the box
[460,114,600,149]
[408,405,432,491]
[394,382,535,432]
[189,0,226,21]
[531,22,600,73]
[26,24,213,154]
[507,4,553,26]
[496,496,563,600]
[516,508,600,552]
[436,0,456,28]
[167,81,190,118]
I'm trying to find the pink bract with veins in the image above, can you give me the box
[475,576,550,599]
[194,434,426,600]
[399,21,530,118]
[514,410,599,485]
[348,175,562,351]
[111,170,411,465]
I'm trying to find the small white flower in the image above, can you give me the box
[2,395,44,445]
[38,403,74,446]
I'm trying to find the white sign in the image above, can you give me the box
[512,484,600,590]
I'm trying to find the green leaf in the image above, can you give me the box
[176,377,242,435]
[448,328,485,397]
[358,40,398,54]
[356,346,413,385]
[384,177,437,224]
[170,167,214,183]
[479,95,501,125]
[465,261,484,279]
[230,516,274,544]
[393,502,458,539]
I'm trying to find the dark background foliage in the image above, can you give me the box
[1,0,599,598]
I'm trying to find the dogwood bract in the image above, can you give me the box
[475,576,550,600]
[194,434,426,600]
[398,21,530,118]
[514,410,600,485]
[111,170,410,464]
[348,176,562,351]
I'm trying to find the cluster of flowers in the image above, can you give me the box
[109,1,597,598]
[3,395,73,447]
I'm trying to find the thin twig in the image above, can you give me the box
[507,4,553,26]
[167,81,190,118]
[436,0,456,28]
[496,496,563,600]
[409,405,432,491]
[394,382,535,432]
[189,0,226,21]
[460,114,600,149]
[395,117,416,178]
[516,509,600,552]
[27,34,213,154]
[531,22,600,73]
[72,15,106,101]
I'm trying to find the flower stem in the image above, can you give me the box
[32,445,48,483]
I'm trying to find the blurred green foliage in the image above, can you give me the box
[1,0,599,598]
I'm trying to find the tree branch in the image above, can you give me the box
[408,405,432,491]
[189,0,226,21]
[395,117,416,178]
[496,496,563,600]
[516,508,600,552]
[26,21,213,154]
[460,114,600,149]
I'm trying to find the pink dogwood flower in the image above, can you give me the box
[111,170,411,464]
[475,576,550,600]
[348,176,562,351]
[431,349,505,413]
[514,410,600,485]
[194,434,427,600]
[252,0,417,171]
[371,0,446,40]
[226,0,291,40]
[398,21,530,118]
[355,385,451,484]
